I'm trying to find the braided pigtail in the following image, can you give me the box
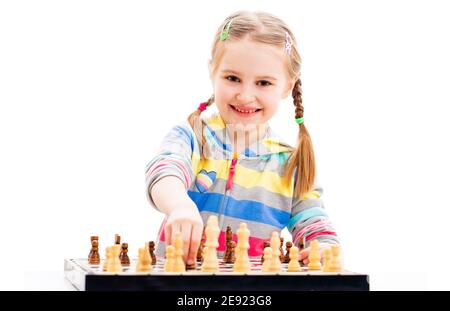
[187,95,215,156]
[285,79,316,198]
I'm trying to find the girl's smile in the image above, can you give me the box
[229,104,263,117]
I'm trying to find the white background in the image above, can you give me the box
[1,0,449,290]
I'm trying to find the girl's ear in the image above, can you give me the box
[208,60,215,89]
[208,61,211,79]
[282,78,296,99]
[208,59,213,80]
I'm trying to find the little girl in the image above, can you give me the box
[145,11,339,267]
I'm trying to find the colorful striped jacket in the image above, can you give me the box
[145,113,339,258]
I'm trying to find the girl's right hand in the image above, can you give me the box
[164,198,204,266]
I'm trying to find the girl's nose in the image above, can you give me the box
[236,84,256,103]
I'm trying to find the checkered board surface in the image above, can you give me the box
[65,258,369,291]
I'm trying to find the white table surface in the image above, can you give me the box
[24,270,76,291]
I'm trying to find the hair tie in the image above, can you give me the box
[285,32,292,54]
[220,19,233,41]
[198,102,208,112]
[295,117,304,125]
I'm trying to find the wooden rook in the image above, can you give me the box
[115,234,121,245]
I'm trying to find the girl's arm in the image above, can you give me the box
[151,175,194,215]
[145,122,203,266]
[288,184,340,264]
[150,175,203,266]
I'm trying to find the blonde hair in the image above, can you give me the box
[188,11,316,199]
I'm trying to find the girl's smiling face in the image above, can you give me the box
[210,38,295,126]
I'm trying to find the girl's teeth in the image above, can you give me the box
[235,107,257,113]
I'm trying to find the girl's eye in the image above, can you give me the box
[258,80,272,87]
[226,75,240,82]
[225,76,272,86]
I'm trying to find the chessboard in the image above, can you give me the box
[64,258,370,291]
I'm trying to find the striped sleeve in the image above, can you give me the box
[288,184,339,248]
[144,122,197,208]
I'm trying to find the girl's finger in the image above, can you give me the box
[181,222,192,263]
[171,223,181,246]
[188,223,203,265]
[164,223,172,248]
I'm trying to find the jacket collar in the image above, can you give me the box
[202,113,293,158]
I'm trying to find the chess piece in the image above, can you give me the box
[279,237,284,262]
[223,251,230,263]
[308,240,322,270]
[298,236,306,251]
[283,241,292,263]
[164,245,175,272]
[234,223,251,273]
[261,241,270,263]
[197,227,206,262]
[223,246,231,263]
[328,245,343,272]
[197,243,204,262]
[149,241,156,265]
[261,247,273,272]
[102,246,111,271]
[107,244,122,273]
[184,236,197,270]
[226,226,233,244]
[115,234,121,245]
[173,232,186,272]
[268,232,281,272]
[224,226,232,260]
[119,242,130,265]
[224,241,236,264]
[287,246,301,272]
[197,244,204,262]
[201,216,220,272]
[224,226,234,263]
[136,248,150,272]
[322,247,332,272]
[88,236,98,259]
[136,242,153,272]
[88,237,100,265]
